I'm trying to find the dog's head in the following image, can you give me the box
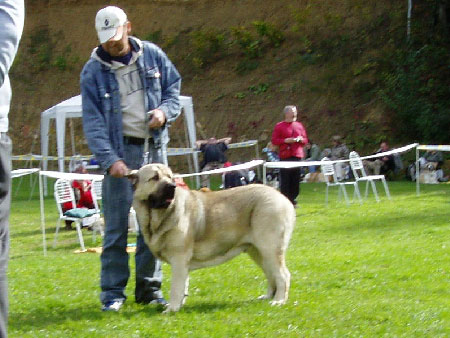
[128,163,177,209]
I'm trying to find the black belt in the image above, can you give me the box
[123,136,145,145]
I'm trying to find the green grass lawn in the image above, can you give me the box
[7,176,450,337]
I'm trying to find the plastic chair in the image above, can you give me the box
[90,179,105,239]
[91,179,139,233]
[53,178,101,251]
[349,151,391,202]
[320,157,362,205]
[129,207,140,233]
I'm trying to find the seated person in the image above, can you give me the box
[419,150,448,182]
[62,165,95,230]
[304,140,321,173]
[330,135,350,181]
[262,142,280,186]
[195,137,232,188]
[262,141,280,162]
[364,141,395,176]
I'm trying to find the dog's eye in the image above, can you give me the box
[151,174,159,181]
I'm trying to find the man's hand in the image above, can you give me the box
[148,109,166,129]
[285,136,303,144]
[109,160,129,178]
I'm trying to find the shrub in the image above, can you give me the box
[379,44,450,143]
[189,29,226,68]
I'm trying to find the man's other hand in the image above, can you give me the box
[109,160,129,178]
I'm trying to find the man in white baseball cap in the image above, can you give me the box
[81,5,182,312]
[95,6,128,44]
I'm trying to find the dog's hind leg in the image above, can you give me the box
[270,254,290,306]
[258,249,290,305]
[247,246,276,300]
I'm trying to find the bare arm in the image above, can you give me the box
[195,139,208,149]
[217,137,232,145]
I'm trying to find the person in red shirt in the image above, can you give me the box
[271,105,308,206]
[62,165,95,229]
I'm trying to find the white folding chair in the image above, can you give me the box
[91,179,139,233]
[321,157,362,205]
[90,179,105,239]
[349,151,391,202]
[129,207,140,233]
[53,178,100,251]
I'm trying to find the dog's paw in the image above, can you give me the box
[269,299,286,306]
[257,294,271,300]
[162,304,180,314]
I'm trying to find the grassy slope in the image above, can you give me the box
[9,0,406,161]
[7,176,450,337]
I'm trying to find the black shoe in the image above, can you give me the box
[136,296,168,306]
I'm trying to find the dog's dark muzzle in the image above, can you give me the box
[147,181,176,209]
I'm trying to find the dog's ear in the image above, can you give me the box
[125,170,139,187]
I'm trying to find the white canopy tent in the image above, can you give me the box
[40,95,199,174]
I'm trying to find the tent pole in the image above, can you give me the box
[39,172,47,256]
[416,146,420,195]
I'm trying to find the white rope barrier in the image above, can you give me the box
[416,145,450,151]
[11,168,40,178]
[264,143,418,169]
[39,170,104,181]
[174,160,264,178]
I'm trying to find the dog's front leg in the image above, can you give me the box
[164,256,189,313]
[182,276,189,306]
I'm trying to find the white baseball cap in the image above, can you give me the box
[95,6,128,44]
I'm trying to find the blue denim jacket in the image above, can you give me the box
[80,37,181,171]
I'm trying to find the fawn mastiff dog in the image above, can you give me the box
[128,163,295,313]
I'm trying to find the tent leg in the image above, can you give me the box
[39,173,47,256]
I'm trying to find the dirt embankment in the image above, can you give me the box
[11,0,401,168]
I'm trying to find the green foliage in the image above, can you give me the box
[249,83,269,95]
[189,29,226,69]
[252,21,285,47]
[379,44,450,143]
[144,30,163,45]
[231,25,263,59]
[234,92,246,99]
[234,83,269,99]
[7,177,450,337]
[21,28,78,72]
[235,59,259,74]
[231,21,284,61]
[27,28,53,71]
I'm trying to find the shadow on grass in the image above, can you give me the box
[178,299,257,314]
[9,299,259,332]
[9,303,163,332]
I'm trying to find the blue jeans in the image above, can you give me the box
[100,142,165,304]
[308,165,317,173]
